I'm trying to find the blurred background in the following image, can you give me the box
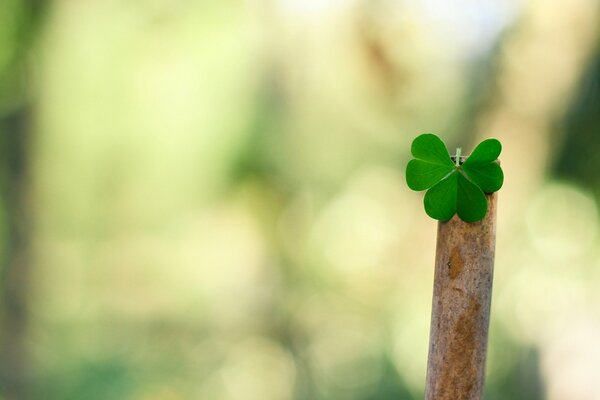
[1,0,600,399]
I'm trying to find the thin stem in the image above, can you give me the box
[455,148,462,166]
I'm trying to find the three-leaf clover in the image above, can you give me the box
[405,133,503,222]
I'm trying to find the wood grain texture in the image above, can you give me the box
[425,193,497,400]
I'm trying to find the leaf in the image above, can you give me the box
[424,172,458,220]
[406,134,454,191]
[462,139,501,165]
[462,139,504,193]
[406,159,453,191]
[456,173,488,222]
[405,133,504,223]
[462,162,503,193]
[410,134,455,167]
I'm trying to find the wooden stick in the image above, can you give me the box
[425,193,497,400]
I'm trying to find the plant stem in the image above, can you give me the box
[455,148,462,166]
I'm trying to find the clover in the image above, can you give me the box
[406,133,503,222]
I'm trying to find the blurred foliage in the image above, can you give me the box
[554,47,600,194]
[0,1,600,399]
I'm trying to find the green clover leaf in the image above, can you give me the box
[406,134,503,222]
